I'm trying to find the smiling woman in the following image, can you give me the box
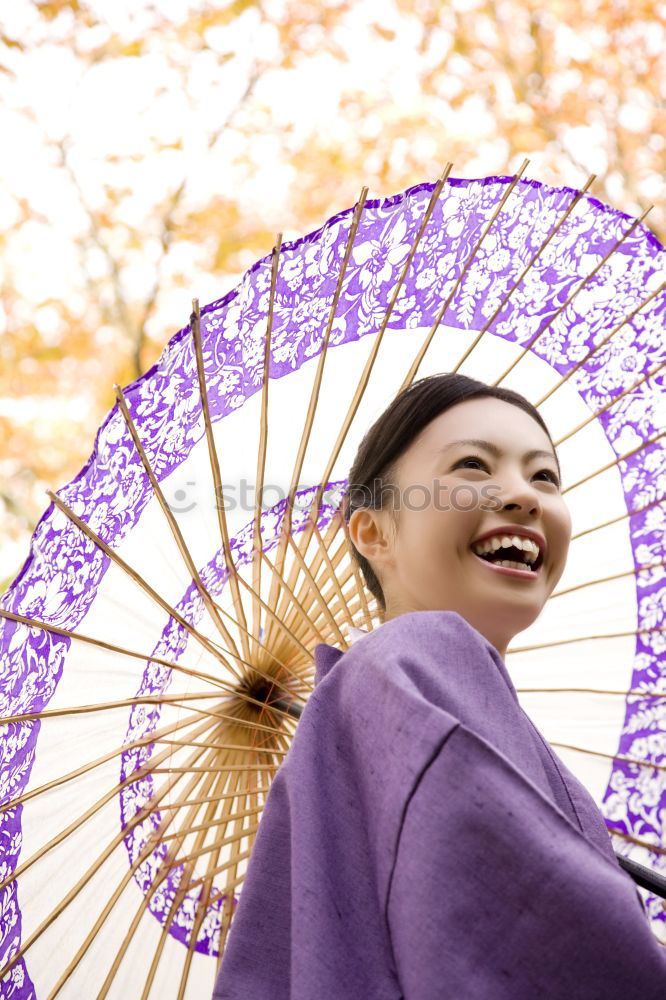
[343,372,571,660]
[212,372,666,1000]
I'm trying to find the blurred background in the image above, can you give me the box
[1,0,664,593]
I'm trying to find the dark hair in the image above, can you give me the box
[342,372,561,615]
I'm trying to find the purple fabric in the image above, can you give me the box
[212,610,665,999]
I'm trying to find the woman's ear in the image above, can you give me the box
[348,507,395,569]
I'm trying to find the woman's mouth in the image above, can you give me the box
[468,537,544,580]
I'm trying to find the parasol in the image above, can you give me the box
[0,159,665,997]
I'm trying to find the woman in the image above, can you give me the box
[212,373,665,999]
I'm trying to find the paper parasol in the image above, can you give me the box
[0,159,665,997]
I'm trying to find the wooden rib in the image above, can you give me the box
[43,494,312,706]
[491,204,654,388]
[148,763,278,775]
[507,623,666,653]
[47,488,244,682]
[266,168,453,656]
[572,493,664,542]
[2,735,217,983]
[607,828,666,859]
[160,810,261,843]
[217,694,285,961]
[309,516,355,630]
[212,541,335,654]
[398,159,530,392]
[139,742,246,1000]
[534,278,665,408]
[275,507,360,651]
[0,606,308,729]
[517,687,665,698]
[0,608,237,694]
[549,741,666,773]
[0,713,220,895]
[561,430,664,495]
[156,736,286,755]
[176,769,254,998]
[48,738,223,997]
[114,383,242,663]
[552,358,666,448]
[550,559,666,599]
[190,297,251,668]
[98,736,251,998]
[260,184,370,656]
[0,708,231,818]
[0,690,294,730]
[451,173,596,375]
[103,732,260,1000]
[250,234,282,666]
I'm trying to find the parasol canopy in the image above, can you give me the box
[0,160,664,997]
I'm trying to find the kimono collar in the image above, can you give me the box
[313,643,345,686]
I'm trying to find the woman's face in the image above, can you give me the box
[348,396,572,659]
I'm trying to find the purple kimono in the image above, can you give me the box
[212,610,665,998]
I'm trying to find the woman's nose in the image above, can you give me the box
[497,472,544,514]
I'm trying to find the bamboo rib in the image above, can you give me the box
[534,279,665,409]
[49,738,224,997]
[491,205,654,388]
[190,297,252,669]
[561,430,664,495]
[45,493,312,708]
[283,496,350,636]
[46,488,245,682]
[0,708,228,818]
[0,690,293,732]
[552,358,666,449]
[550,559,666,599]
[274,514,352,650]
[259,538,336,646]
[549,741,666,773]
[114,382,242,664]
[507,623,666,653]
[250,235,282,668]
[517,687,665,699]
[0,604,309,715]
[3,734,218,983]
[213,540,337,653]
[139,746,246,1000]
[177,761,251,999]
[260,184,371,657]
[309,516,355,630]
[450,174,596,375]
[398,159,530,393]
[572,493,665,541]
[608,828,666,860]
[266,167,453,658]
[177,763,253,1000]
[195,761,246,967]
[99,737,249,998]
[0,713,220,896]
[0,607,238,694]
[156,736,286,755]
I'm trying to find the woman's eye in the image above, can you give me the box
[454,456,489,472]
[536,469,561,486]
[454,457,560,487]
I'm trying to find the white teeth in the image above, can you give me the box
[471,533,540,564]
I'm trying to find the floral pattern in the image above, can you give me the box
[0,174,664,993]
